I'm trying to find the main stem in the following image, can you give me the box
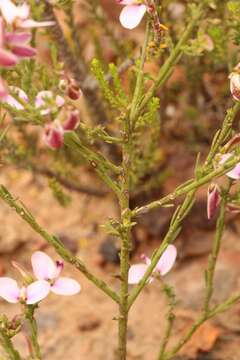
[117,21,151,359]
[118,145,131,359]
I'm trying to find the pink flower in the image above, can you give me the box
[117,0,147,29]
[128,245,177,284]
[31,251,81,296]
[43,121,64,150]
[0,0,55,28]
[0,17,36,67]
[220,153,240,180]
[207,183,220,220]
[62,110,80,131]
[0,277,50,304]
[35,90,65,115]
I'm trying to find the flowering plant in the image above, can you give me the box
[0,1,240,359]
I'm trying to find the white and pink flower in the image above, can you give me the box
[35,90,65,116]
[117,0,147,29]
[0,277,50,304]
[0,251,81,304]
[219,153,240,180]
[128,244,177,284]
[0,0,55,29]
[31,251,81,296]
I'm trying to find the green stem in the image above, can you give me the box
[128,190,195,310]
[163,181,232,360]
[203,180,231,314]
[164,314,207,360]
[132,153,240,217]
[64,132,121,196]
[0,185,119,304]
[136,2,207,116]
[0,333,21,360]
[204,102,240,167]
[164,291,240,360]
[25,307,41,360]
[157,284,176,360]
[117,21,151,360]
[130,20,151,126]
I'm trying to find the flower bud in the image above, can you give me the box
[43,122,64,150]
[62,110,80,131]
[207,183,220,220]
[229,64,240,101]
[67,78,82,101]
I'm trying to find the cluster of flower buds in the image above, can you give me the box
[59,75,82,101]
[128,245,177,284]
[43,110,80,149]
[2,85,80,150]
[0,251,81,305]
[0,0,54,100]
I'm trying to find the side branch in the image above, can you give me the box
[132,154,240,217]
[137,2,207,116]
[128,190,196,309]
[64,132,121,196]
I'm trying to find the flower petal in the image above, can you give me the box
[0,0,19,24]
[0,277,20,303]
[5,32,31,44]
[16,2,30,20]
[155,245,177,276]
[140,254,151,266]
[20,19,55,29]
[26,280,50,304]
[9,86,28,103]
[31,251,57,280]
[0,48,18,67]
[219,153,240,179]
[117,0,136,5]
[0,17,5,48]
[55,95,65,108]
[3,95,24,110]
[226,163,240,179]
[128,264,148,284]
[119,4,146,29]
[11,45,36,58]
[51,277,81,296]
